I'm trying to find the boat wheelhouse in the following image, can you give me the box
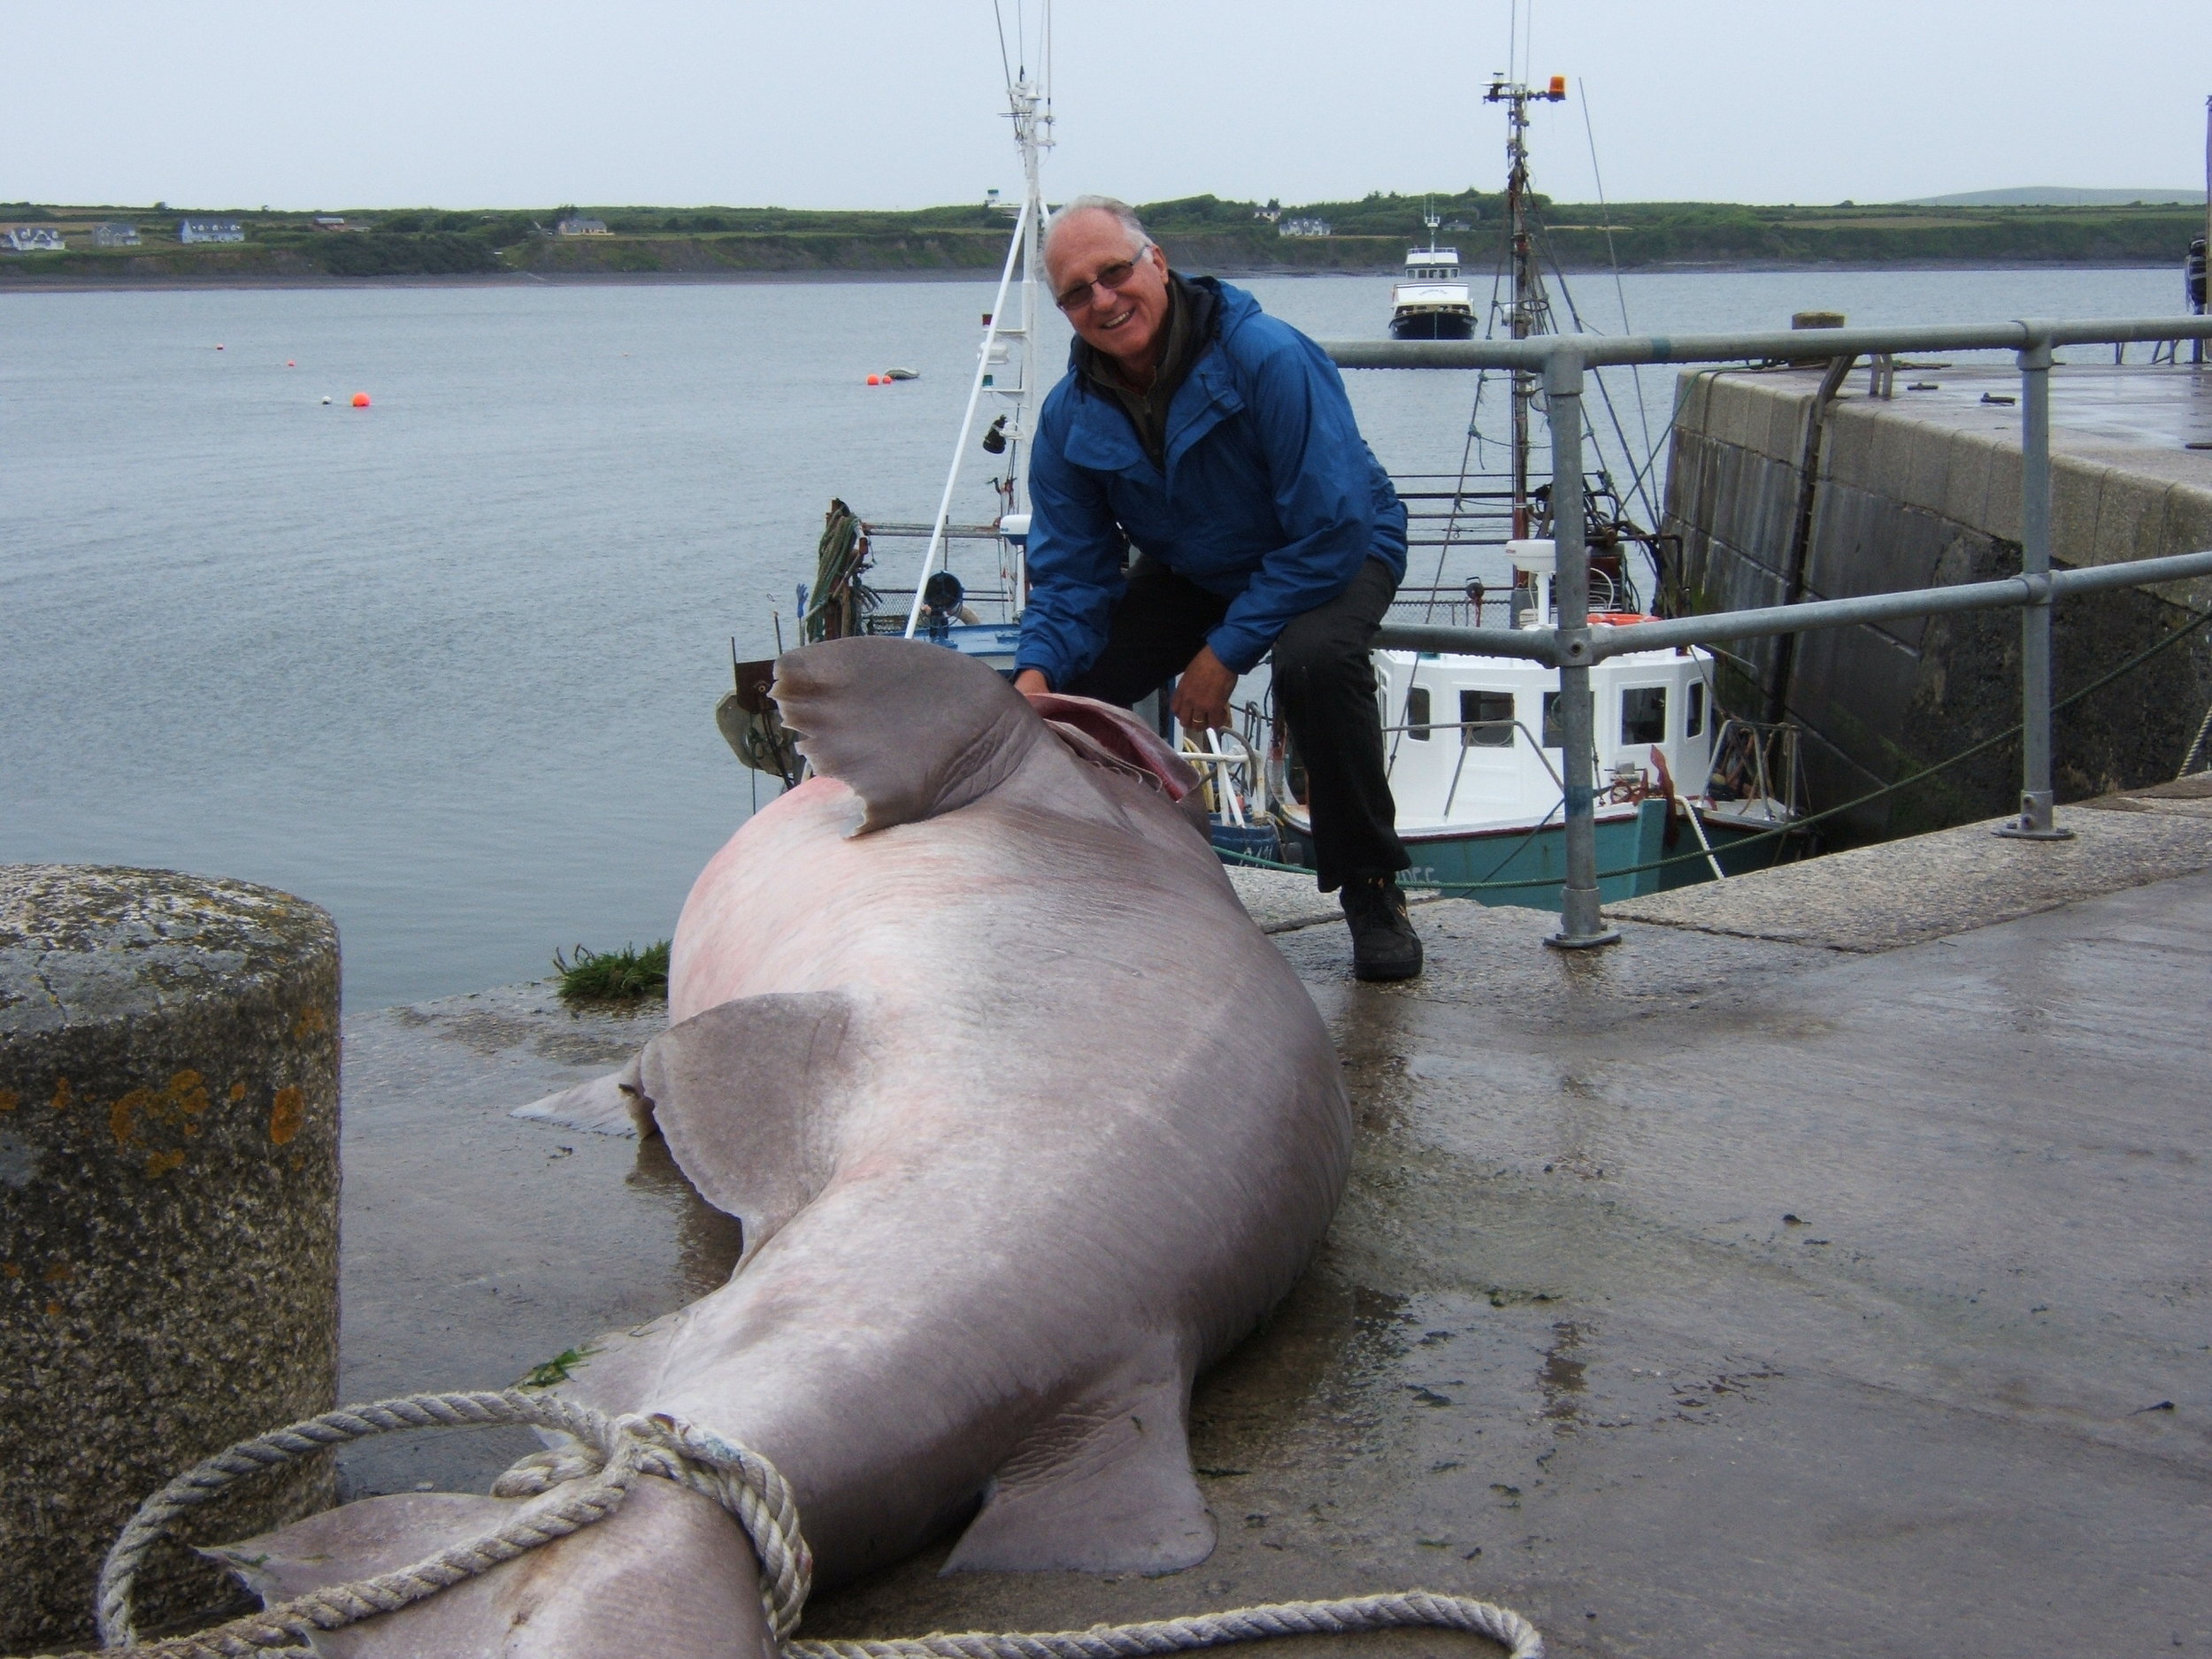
[1388,214,1475,341]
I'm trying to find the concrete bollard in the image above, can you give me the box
[0,864,340,1650]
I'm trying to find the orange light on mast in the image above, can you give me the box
[1548,74,1567,100]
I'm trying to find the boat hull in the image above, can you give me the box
[1654,810,1804,888]
[1390,798,1669,909]
[1389,311,1476,342]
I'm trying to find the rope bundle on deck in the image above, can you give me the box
[28,1389,1540,1659]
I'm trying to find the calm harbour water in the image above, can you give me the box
[0,265,2178,1008]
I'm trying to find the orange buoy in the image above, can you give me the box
[350,392,372,408]
[866,374,881,385]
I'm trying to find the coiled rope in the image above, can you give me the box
[28,1389,1540,1659]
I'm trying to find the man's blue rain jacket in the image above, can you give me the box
[1015,279,1407,687]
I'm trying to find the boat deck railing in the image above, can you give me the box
[1321,312,2212,948]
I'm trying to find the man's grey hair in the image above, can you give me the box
[1043,195,1151,263]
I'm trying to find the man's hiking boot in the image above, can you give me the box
[1342,875,1424,982]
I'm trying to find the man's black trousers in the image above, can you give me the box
[1063,556,1411,892]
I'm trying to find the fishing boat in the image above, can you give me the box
[1250,67,1809,902]
[1387,211,1475,341]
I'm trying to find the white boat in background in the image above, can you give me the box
[1388,211,1475,340]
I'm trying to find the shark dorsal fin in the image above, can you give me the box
[772,638,1041,834]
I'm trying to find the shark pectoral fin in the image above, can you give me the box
[638,990,860,1262]
[943,1348,1216,1577]
[512,1054,649,1137]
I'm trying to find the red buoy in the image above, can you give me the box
[350,392,372,408]
[866,374,882,385]
[287,359,296,368]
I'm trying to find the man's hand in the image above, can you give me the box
[1171,646,1237,733]
[1014,669,1051,697]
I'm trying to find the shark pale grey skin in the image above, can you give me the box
[213,637,1352,1658]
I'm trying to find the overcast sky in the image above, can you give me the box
[6,0,2208,211]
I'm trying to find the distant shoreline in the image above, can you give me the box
[0,257,2184,296]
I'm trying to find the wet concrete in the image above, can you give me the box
[1611,784,2212,951]
[326,865,2209,1656]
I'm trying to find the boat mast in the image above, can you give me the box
[1005,11,1054,594]
[901,3,1053,638]
[1484,71,1564,540]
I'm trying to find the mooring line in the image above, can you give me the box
[24,1390,1541,1659]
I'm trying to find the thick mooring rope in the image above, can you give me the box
[32,1389,1542,1659]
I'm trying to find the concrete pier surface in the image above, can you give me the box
[1666,357,2212,837]
[319,818,2208,1658]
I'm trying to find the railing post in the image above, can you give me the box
[1543,348,1621,949]
[1995,328,2075,841]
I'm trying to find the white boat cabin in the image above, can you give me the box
[1376,541,1719,837]
[1401,245,1462,281]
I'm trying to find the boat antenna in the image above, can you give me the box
[1578,81,1656,480]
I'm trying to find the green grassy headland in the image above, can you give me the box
[1,189,2202,284]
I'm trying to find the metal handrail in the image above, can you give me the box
[1325,314,2212,372]
[1325,311,2212,948]
[1374,549,2212,666]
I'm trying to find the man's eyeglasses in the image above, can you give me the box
[1055,247,1152,312]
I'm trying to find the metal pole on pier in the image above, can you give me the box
[1996,328,2074,841]
[2200,94,2209,365]
[1544,347,1621,947]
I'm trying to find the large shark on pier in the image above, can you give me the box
[219,637,1352,1657]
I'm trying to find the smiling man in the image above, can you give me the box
[1012,195,1421,980]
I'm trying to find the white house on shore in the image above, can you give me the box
[1278,217,1333,238]
[180,218,245,243]
[555,215,611,236]
[4,226,66,252]
[92,222,142,248]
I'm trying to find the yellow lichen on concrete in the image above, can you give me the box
[144,1149,186,1179]
[109,1087,150,1147]
[108,1071,213,1148]
[269,1085,304,1145]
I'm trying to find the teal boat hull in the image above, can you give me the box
[1654,814,1795,889]
[1399,798,1671,910]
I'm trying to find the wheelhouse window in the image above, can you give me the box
[1460,689,1513,749]
[1687,681,1706,738]
[1541,691,1562,749]
[1621,686,1667,746]
[1406,686,1432,741]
